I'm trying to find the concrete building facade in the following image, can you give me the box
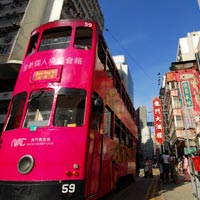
[113,55,134,103]
[159,31,200,156]
[162,60,200,157]
[137,106,154,160]
[176,31,200,62]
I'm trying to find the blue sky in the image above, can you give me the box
[99,0,200,117]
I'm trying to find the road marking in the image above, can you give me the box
[144,177,155,200]
[144,175,159,200]
[150,175,158,200]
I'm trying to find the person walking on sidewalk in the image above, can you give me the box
[169,152,178,183]
[162,150,170,183]
[183,155,191,182]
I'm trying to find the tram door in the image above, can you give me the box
[88,93,103,195]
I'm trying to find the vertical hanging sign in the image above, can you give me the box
[181,81,193,108]
[152,97,164,144]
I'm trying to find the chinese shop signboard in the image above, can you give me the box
[152,97,164,144]
[181,81,193,108]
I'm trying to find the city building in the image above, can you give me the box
[159,31,200,156]
[176,31,200,62]
[113,55,134,103]
[137,106,154,160]
[141,126,154,160]
[159,78,171,151]
[162,60,200,156]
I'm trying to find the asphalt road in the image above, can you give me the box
[99,169,161,200]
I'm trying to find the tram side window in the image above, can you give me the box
[121,124,126,145]
[26,33,39,56]
[90,92,103,131]
[74,27,92,50]
[39,27,72,51]
[54,88,86,127]
[6,92,27,130]
[104,107,113,138]
[128,134,133,149]
[114,116,121,143]
[24,90,54,128]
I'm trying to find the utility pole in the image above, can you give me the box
[182,107,199,199]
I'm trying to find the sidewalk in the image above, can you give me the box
[159,174,193,200]
[139,168,194,200]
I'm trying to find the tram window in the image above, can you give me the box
[6,92,27,130]
[104,107,112,138]
[74,27,92,50]
[39,27,72,51]
[121,129,126,145]
[91,92,103,131]
[128,134,133,149]
[26,33,39,56]
[114,116,120,143]
[54,88,86,127]
[114,125,120,143]
[126,131,129,145]
[24,90,54,128]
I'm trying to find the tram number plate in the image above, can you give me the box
[62,184,76,193]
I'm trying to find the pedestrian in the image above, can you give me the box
[162,150,170,183]
[183,155,191,182]
[169,152,178,183]
[144,157,153,178]
[158,154,163,180]
[178,159,183,175]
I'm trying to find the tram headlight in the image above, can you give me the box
[18,155,34,174]
[73,163,79,169]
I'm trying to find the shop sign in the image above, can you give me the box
[152,97,164,144]
[181,81,193,108]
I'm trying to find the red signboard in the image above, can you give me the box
[152,97,164,144]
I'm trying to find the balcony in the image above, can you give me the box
[170,129,196,146]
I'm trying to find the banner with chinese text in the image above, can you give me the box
[152,97,164,144]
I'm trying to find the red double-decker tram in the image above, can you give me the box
[0,19,138,199]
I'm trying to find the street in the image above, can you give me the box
[99,168,193,200]
[99,168,162,200]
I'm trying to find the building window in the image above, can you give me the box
[172,96,181,108]
[0,45,10,55]
[169,81,177,90]
[174,116,184,128]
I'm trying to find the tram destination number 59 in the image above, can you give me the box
[62,184,76,194]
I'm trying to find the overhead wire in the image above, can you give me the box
[105,28,158,88]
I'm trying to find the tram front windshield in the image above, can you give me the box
[24,90,54,128]
[54,88,86,127]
